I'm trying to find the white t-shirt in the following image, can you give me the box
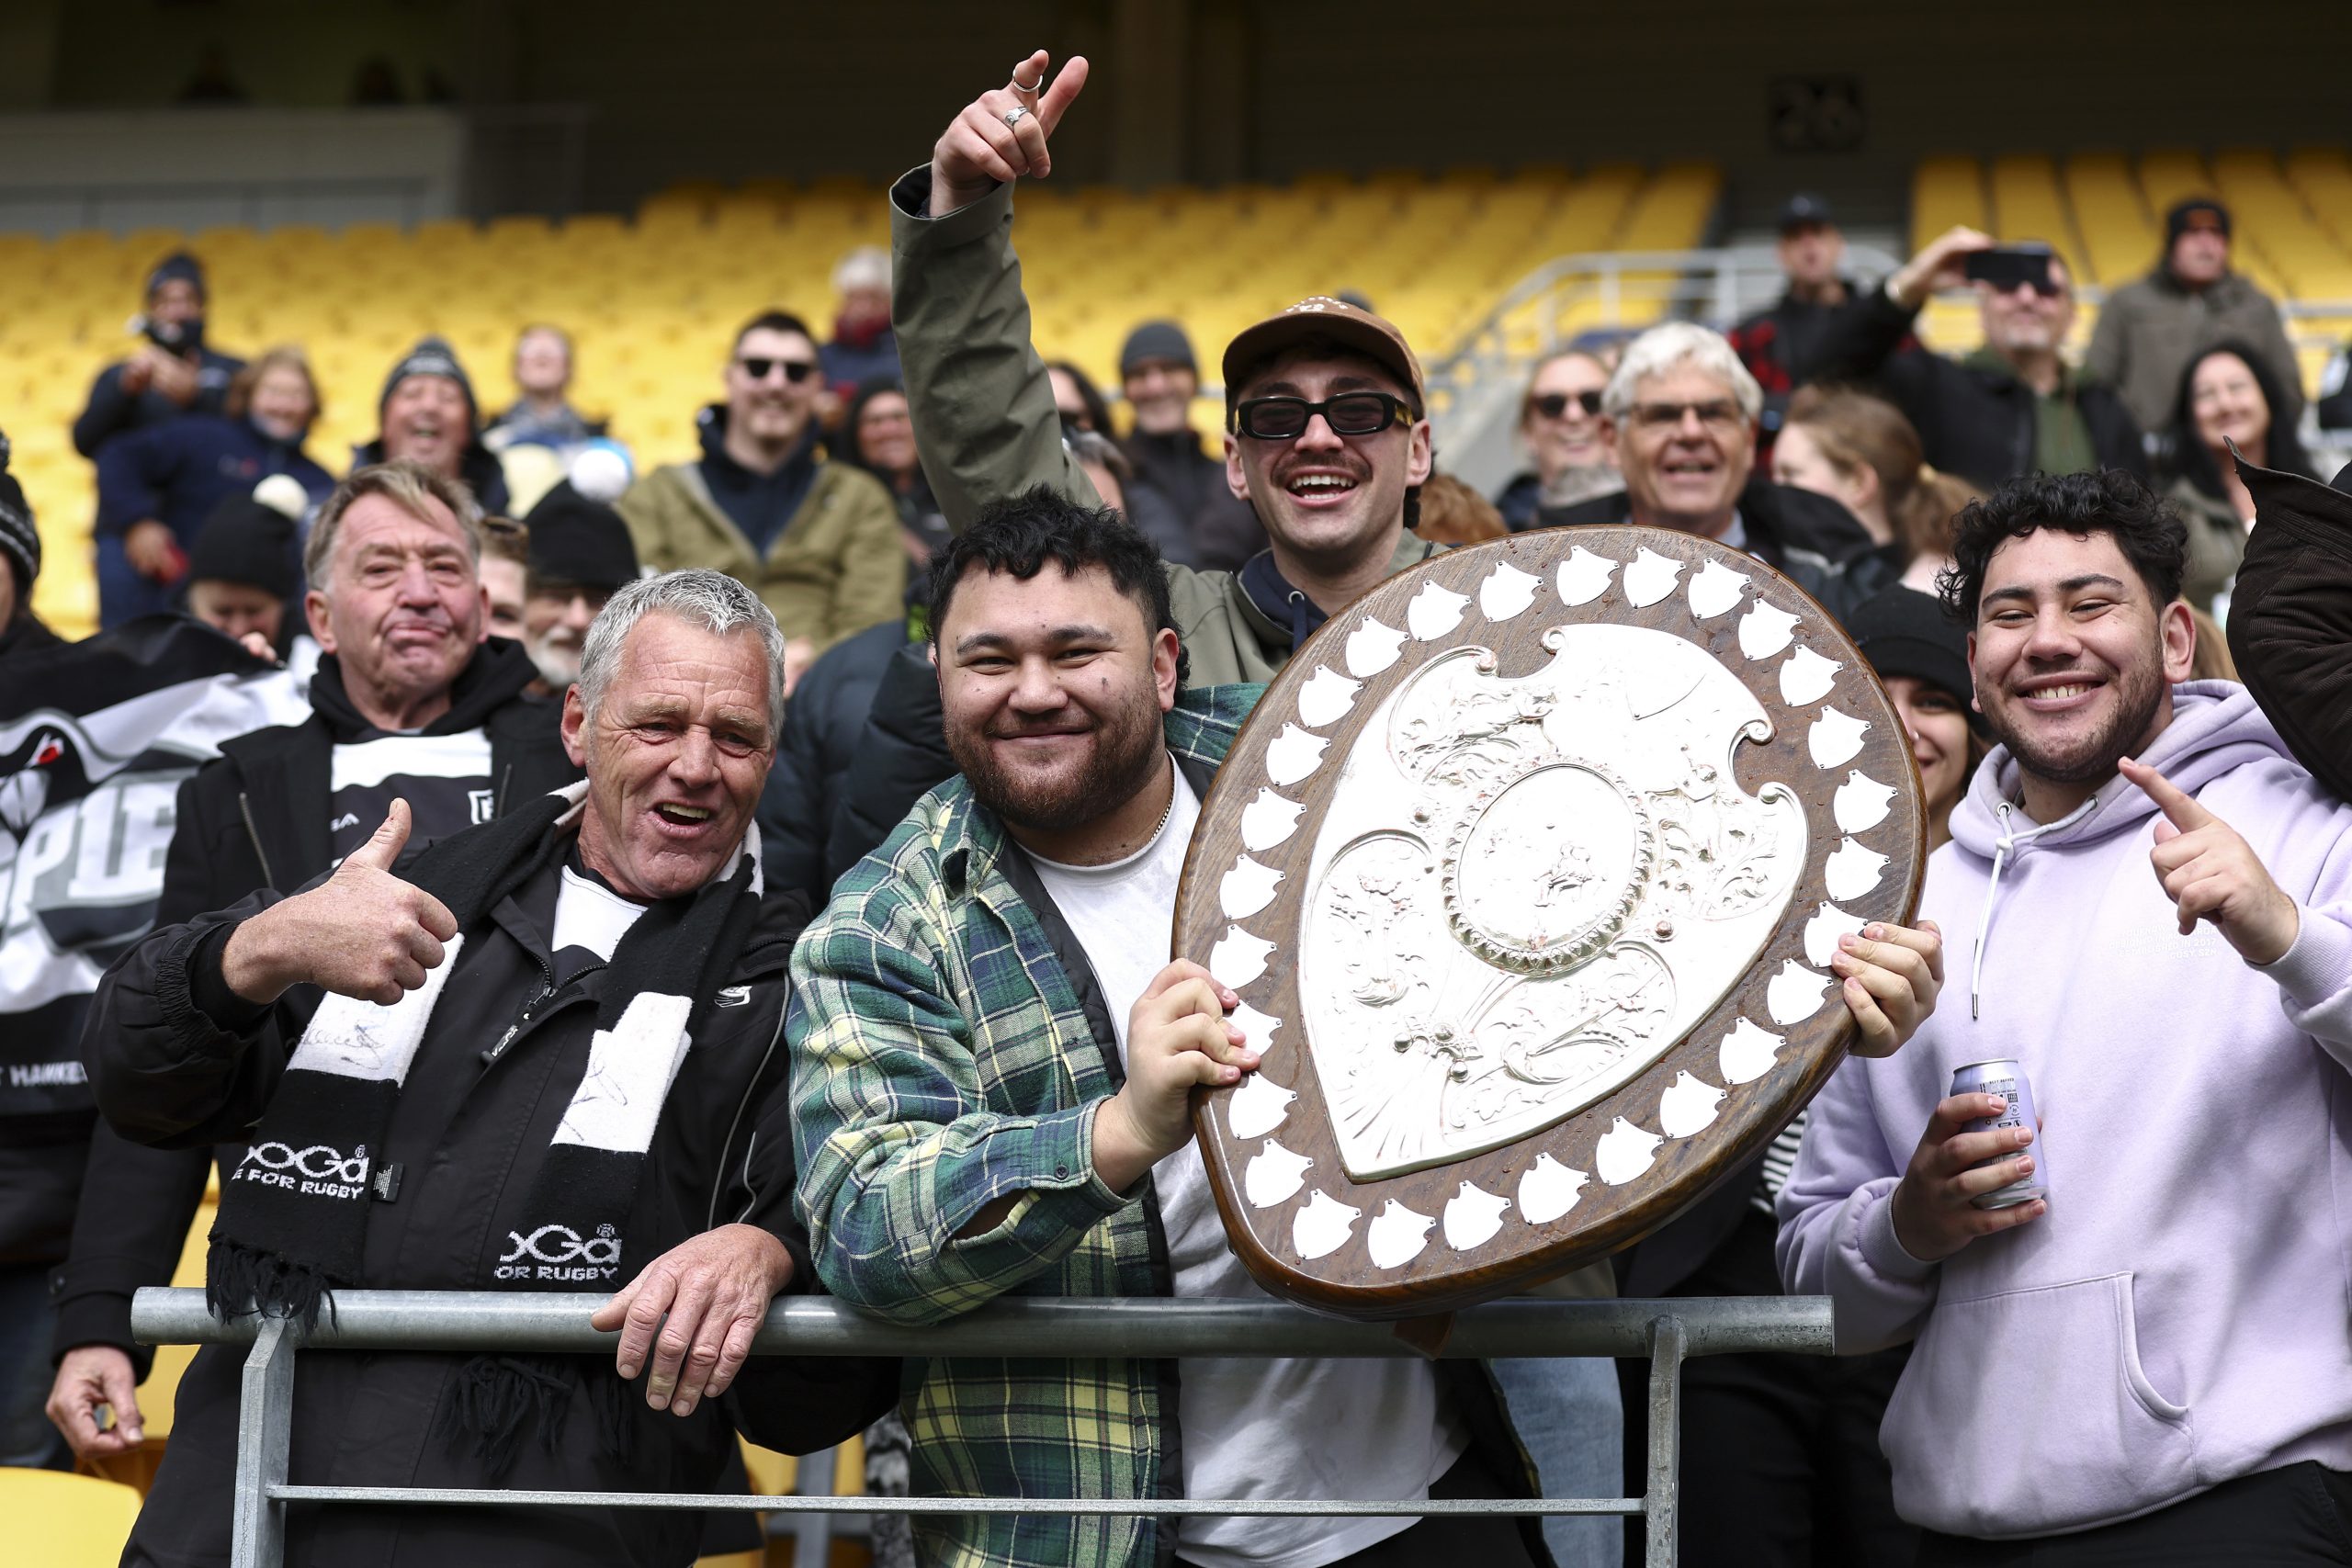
[1030,759,1464,1568]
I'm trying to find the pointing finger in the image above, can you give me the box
[1036,55,1091,137]
[2119,757,2213,835]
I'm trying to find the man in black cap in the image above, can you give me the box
[355,335,513,513]
[1728,195,1889,454]
[1117,319,1267,570]
[518,479,641,697]
[2228,453,2352,804]
[2087,197,2304,434]
[180,490,300,655]
[72,253,245,459]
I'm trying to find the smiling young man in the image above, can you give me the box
[78,570,883,1567]
[1779,469,2352,1562]
[773,487,1943,1568]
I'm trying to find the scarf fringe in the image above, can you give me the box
[434,1354,639,1482]
[206,1237,337,1332]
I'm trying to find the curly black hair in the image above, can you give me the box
[928,484,1189,685]
[1937,468,2188,623]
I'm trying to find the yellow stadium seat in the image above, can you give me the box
[3,1468,144,1565]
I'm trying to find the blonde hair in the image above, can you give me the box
[1784,385,1980,563]
[226,345,322,424]
[1414,473,1509,545]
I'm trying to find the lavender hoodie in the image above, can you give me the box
[1777,682,2352,1539]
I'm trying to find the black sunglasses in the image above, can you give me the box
[1231,391,1416,441]
[1532,390,1603,420]
[737,356,817,384]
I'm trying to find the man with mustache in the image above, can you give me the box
[354,336,514,515]
[46,460,575,1468]
[1781,469,2352,1562]
[518,479,641,700]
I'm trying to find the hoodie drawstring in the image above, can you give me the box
[1970,796,2097,1021]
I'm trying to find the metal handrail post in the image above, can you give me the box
[1642,1315,1688,1568]
[787,1443,838,1567]
[232,1316,297,1568]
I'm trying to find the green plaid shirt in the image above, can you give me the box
[789,684,1262,1568]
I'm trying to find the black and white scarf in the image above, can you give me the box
[208,781,763,1472]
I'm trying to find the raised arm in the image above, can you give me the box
[889,51,1102,530]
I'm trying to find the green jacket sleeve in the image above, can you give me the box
[888,165,1102,531]
[820,468,916,648]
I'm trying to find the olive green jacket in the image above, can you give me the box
[887,166,1440,686]
[616,458,904,651]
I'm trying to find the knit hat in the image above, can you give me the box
[379,335,479,423]
[146,251,208,301]
[1845,585,1986,737]
[522,480,639,592]
[0,431,38,597]
[2165,197,2231,245]
[1119,320,1198,379]
[187,491,299,599]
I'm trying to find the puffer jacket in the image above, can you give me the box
[2227,455,2352,803]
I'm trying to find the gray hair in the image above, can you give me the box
[304,460,484,592]
[831,244,891,296]
[1601,321,1763,423]
[577,569,788,737]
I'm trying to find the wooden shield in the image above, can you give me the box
[1173,527,1928,1317]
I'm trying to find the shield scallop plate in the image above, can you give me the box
[1174,527,1927,1316]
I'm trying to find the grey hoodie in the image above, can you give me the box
[1778,682,2352,1539]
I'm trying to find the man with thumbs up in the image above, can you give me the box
[1781,469,2352,1562]
[78,569,890,1568]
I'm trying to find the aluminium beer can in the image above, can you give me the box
[1951,1059,2047,1211]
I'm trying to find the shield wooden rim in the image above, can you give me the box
[1173,526,1928,1317]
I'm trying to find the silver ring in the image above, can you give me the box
[1001,106,1030,130]
[1011,74,1044,93]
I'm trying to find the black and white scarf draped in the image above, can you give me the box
[207,780,763,1474]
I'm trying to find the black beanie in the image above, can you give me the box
[379,335,478,423]
[187,493,299,598]
[0,431,38,599]
[146,251,208,301]
[523,480,639,592]
[1846,585,1987,737]
[2165,197,2232,245]
[1119,320,1198,379]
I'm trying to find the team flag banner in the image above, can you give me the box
[0,616,310,1118]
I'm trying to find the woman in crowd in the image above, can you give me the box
[1771,384,1979,594]
[92,345,334,627]
[2162,340,2314,615]
[837,376,951,577]
[1849,584,1985,849]
[1496,347,1620,527]
[1046,359,1114,436]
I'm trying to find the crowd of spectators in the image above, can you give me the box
[2,44,2350,1568]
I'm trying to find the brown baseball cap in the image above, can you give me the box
[1221,297,1426,428]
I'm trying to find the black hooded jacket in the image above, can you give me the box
[50,639,578,1371]
[1533,477,1894,623]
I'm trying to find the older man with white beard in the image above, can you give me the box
[518,479,642,699]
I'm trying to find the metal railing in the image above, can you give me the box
[134,1285,1835,1568]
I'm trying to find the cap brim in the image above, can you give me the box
[1222,316,1422,419]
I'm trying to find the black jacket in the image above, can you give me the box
[1809,288,2148,492]
[1533,478,1894,624]
[50,640,579,1371]
[72,346,245,458]
[86,859,892,1568]
[756,617,910,907]
[2228,457,2352,804]
[1121,428,1267,572]
[825,637,956,886]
